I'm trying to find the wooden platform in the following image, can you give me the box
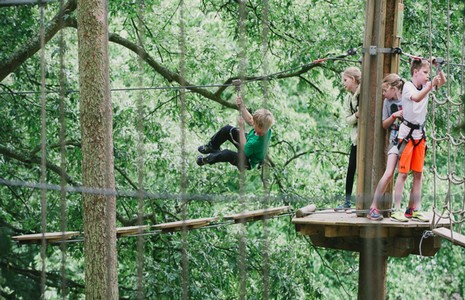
[12,231,80,243]
[224,205,291,223]
[293,210,451,257]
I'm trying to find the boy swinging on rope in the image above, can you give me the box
[196,95,275,171]
[393,58,446,222]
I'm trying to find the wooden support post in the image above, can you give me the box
[357,0,402,216]
[358,238,387,300]
[356,0,402,298]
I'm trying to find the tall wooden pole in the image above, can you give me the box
[357,0,403,213]
[357,0,402,299]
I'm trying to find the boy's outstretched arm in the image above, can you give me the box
[236,96,254,126]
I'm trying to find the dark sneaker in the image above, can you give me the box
[367,208,383,221]
[334,202,351,211]
[404,207,414,219]
[196,155,207,166]
[198,144,219,154]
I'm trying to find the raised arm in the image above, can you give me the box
[236,96,254,126]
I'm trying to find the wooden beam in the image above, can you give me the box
[295,204,316,218]
[116,225,150,237]
[153,217,218,232]
[224,206,290,223]
[12,231,80,243]
[325,225,359,238]
[433,227,465,248]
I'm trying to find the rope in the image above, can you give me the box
[461,0,465,227]
[135,0,147,298]
[39,3,47,299]
[419,230,434,257]
[428,0,465,242]
[178,1,189,298]
[57,0,68,295]
[237,1,247,298]
[260,0,270,298]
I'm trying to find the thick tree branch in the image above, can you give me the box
[0,0,77,82]
[0,261,85,292]
[0,144,78,186]
[107,33,237,109]
[30,139,81,155]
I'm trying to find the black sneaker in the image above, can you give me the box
[198,144,219,154]
[196,155,207,166]
[334,202,351,211]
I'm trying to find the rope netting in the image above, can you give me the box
[428,0,465,240]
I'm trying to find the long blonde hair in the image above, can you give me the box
[342,66,362,85]
[382,73,404,91]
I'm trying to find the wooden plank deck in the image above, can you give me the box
[292,210,451,257]
[293,210,450,228]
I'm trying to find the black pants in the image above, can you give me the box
[206,125,251,170]
[345,144,357,203]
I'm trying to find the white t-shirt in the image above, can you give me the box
[398,81,429,140]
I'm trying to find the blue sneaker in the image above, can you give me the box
[367,208,383,221]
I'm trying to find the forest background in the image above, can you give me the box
[0,0,464,299]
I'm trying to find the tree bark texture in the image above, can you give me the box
[77,0,118,298]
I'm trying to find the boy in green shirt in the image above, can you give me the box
[197,96,275,171]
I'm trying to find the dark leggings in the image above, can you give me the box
[345,144,357,203]
[206,125,250,170]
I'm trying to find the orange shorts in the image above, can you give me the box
[398,139,426,173]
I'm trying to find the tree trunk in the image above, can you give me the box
[77,0,118,298]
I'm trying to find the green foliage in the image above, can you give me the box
[0,0,464,299]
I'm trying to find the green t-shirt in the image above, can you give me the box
[244,129,272,168]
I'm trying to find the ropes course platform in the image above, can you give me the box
[293,210,451,257]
